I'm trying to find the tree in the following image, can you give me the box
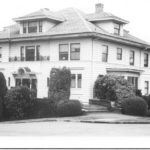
[48,67,71,102]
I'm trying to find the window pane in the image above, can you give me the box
[36,46,40,61]
[28,22,37,33]
[144,53,148,67]
[59,44,69,60]
[145,81,149,95]
[117,48,122,60]
[130,51,134,65]
[70,43,80,60]
[77,74,82,88]
[102,45,108,62]
[71,74,76,88]
[39,21,42,32]
[20,46,24,61]
[26,46,35,61]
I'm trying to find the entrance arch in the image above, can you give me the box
[13,67,37,94]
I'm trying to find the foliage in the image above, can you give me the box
[4,86,36,120]
[48,67,71,102]
[135,89,142,97]
[121,97,148,116]
[0,72,7,120]
[28,98,55,118]
[142,95,150,110]
[56,100,83,117]
[94,74,136,104]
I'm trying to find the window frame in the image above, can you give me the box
[102,45,108,62]
[145,81,149,95]
[59,44,69,61]
[117,48,122,60]
[70,43,80,60]
[71,73,82,89]
[144,53,149,67]
[130,50,135,66]
[114,23,121,35]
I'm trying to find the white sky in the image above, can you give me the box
[0,0,150,42]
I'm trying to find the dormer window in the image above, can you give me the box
[28,22,37,33]
[114,23,120,35]
[22,21,43,34]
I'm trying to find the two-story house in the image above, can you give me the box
[0,3,150,103]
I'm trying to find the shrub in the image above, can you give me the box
[56,100,82,117]
[135,89,142,97]
[0,72,7,120]
[94,75,136,104]
[28,98,55,119]
[4,86,36,120]
[48,67,71,102]
[121,97,148,116]
[142,95,150,110]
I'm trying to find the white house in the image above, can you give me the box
[0,3,150,103]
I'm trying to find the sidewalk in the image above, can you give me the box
[1,112,150,124]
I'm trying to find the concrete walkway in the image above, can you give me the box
[1,112,150,124]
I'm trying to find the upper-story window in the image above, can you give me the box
[59,44,69,60]
[59,43,80,61]
[144,53,149,67]
[70,43,80,60]
[114,23,120,35]
[102,45,108,62]
[117,48,122,60]
[130,50,135,66]
[23,21,43,34]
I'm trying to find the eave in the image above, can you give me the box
[0,32,149,49]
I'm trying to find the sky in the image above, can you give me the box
[0,0,150,42]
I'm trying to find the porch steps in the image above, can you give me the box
[82,104,108,113]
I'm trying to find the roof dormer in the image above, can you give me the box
[13,8,65,34]
[86,3,129,36]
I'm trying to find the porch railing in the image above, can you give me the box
[9,56,50,62]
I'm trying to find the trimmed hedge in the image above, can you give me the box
[48,67,71,102]
[28,98,55,119]
[121,97,148,116]
[4,86,36,120]
[142,95,150,110]
[56,100,83,117]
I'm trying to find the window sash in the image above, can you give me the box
[71,74,76,88]
[144,53,149,67]
[117,48,122,60]
[102,45,108,62]
[39,21,42,32]
[28,22,37,33]
[130,51,134,65]
[59,44,69,60]
[70,43,80,60]
[145,81,149,95]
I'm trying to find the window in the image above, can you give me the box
[23,23,28,33]
[59,44,69,60]
[36,45,40,61]
[114,23,120,35]
[25,46,35,61]
[127,76,138,89]
[20,46,24,61]
[102,45,108,62]
[28,22,37,33]
[117,48,122,60]
[130,50,135,65]
[144,53,149,67]
[39,21,42,32]
[145,81,149,95]
[71,74,82,88]
[71,74,76,88]
[70,43,80,60]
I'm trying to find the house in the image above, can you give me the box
[0,3,150,103]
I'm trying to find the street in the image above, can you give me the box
[0,121,150,136]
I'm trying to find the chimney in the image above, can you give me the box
[95,3,104,13]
